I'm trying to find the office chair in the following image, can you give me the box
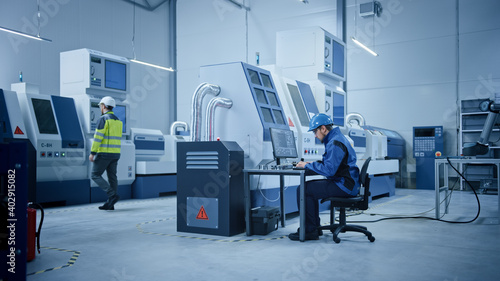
[319,157,375,243]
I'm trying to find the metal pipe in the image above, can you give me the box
[205,97,233,141]
[170,121,189,135]
[190,83,221,141]
[346,112,365,127]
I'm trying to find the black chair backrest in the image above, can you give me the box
[359,157,371,187]
[359,157,371,210]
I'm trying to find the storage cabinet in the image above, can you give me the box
[460,99,499,192]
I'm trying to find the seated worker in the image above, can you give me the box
[288,113,360,241]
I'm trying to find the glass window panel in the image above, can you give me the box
[273,109,285,125]
[261,73,273,88]
[261,107,274,123]
[248,69,261,85]
[267,91,279,106]
[255,88,268,104]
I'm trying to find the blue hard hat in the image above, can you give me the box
[308,113,333,131]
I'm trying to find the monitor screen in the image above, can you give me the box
[31,98,58,134]
[270,127,298,159]
[105,60,127,91]
[333,92,345,127]
[113,104,127,134]
[415,128,435,137]
[332,40,345,79]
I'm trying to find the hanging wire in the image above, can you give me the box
[132,0,137,60]
[354,0,358,38]
[37,0,41,37]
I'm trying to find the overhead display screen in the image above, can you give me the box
[105,60,127,91]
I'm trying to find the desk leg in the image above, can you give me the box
[435,161,440,219]
[444,163,449,215]
[244,172,251,236]
[299,172,305,242]
[497,164,500,220]
[280,174,286,227]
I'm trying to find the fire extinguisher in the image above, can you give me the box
[27,202,44,262]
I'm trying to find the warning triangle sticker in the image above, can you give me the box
[196,206,209,220]
[14,126,24,135]
[288,117,294,127]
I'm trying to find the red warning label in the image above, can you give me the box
[288,117,294,127]
[196,206,209,220]
[14,126,24,135]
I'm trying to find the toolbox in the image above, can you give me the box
[251,206,281,235]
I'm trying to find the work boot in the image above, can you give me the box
[288,228,319,241]
[98,202,114,210]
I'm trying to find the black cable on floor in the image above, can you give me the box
[345,157,481,224]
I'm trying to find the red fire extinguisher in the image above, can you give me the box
[27,202,44,262]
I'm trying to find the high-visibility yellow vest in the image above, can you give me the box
[90,111,123,156]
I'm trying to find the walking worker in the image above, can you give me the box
[89,96,123,210]
[289,113,360,241]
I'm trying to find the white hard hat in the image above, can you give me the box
[99,96,116,108]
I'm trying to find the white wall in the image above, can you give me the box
[0,0,173,133]
[345,0,500,184]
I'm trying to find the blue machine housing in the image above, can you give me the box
[413,126,444,189]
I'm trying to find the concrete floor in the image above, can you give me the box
[26,188,500,281]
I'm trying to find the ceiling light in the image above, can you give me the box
[0,1,52,43]
[0,26,52,42]
[351,37,378,56]
[130,0,174,71]
[130,59,174,71]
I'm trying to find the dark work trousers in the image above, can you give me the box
[297,179,351,233]
[91,156,119,202]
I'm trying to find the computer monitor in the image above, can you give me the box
[270,127,298,159]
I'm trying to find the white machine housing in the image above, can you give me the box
[277,77,323,161]
[60,48,130,101]
[1,89,28,140]
[364,129,388,160]
[70,95,131,137]
[60,48,135,187]
[16,92,87,181]
[260,65,322,162]
[131,128,176,175]
[277,26,346,82]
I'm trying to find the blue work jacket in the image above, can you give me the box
[305,127,360,196]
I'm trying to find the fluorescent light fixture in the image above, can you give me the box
[0,26,52,42]
[130,59,175,72]
[351,37,378,56]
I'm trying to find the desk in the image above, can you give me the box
[243,169,307,242]
[435,158,500,219]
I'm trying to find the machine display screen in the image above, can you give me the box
[415,128,435,137]
[270,127,298,159]
[32,98,58,134]
[105,60,126,91]
[333,92,345,127]
[332,40,345,79]
[113,104,127,134]
[287,83,309,127]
